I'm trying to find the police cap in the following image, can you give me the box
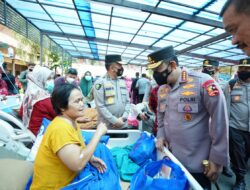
[203,59,219,67]
[147,46,175,69]
[105,54,127,65]
[238,58,250,67]
[67,68,78,75]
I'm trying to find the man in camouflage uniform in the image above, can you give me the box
[223,58,250,190]
[93,55,130,129]
[148,46,229,189]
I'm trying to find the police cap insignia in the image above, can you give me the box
[95,83,102,90]
[204,60,209,65]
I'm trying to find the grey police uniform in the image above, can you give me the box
[157,69,229,173]
[93,74,130,128]
[224,80,250,132]
[223,58,250,183]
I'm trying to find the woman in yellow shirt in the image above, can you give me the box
[30,84,107,190]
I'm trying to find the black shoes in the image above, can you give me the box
[232,181,246,190]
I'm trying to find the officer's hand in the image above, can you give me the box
[113,118,125,128]
[96,122,107,136]
[204,161,223,182]
[155,138,168,152]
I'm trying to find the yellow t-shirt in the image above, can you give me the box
[30,116,86,190]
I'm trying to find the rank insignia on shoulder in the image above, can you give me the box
[95,84,102,90]
[184,113,192,121]
[181,71,188,82]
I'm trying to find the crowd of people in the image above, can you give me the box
[0,0,250,189]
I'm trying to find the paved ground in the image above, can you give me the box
[215,162,250,190]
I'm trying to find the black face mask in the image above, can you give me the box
[153,68,172,85]
[117,67,124,77]
[238,71,250,81]
[202,68,215,76]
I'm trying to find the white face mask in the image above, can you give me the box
[66,77,75,84]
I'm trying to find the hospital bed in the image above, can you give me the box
[0,96,202,189]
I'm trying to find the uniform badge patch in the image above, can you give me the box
[202,79,219,97]
[184,113,192,121]
[206,84,219,97]
[181,91,195,96]
[183,104,192,112]
[95,84,102,90]
[106,97,114,104]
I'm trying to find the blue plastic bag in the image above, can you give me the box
[62,143,121,190]
[129,132,156,165]
[130,159,189,190]
[81,131,110,145]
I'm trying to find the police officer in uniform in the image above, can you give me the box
[223,58,250,190]
[202,59,220,82]
[148,46,229,189]
[203,59,233,178]
[93,55,130,129]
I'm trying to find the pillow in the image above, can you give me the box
[77,108,97,129]
[0,159,33,190]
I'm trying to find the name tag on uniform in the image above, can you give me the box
[104,82,115,97]
[231,90,243,103]
[105,88,115,97]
